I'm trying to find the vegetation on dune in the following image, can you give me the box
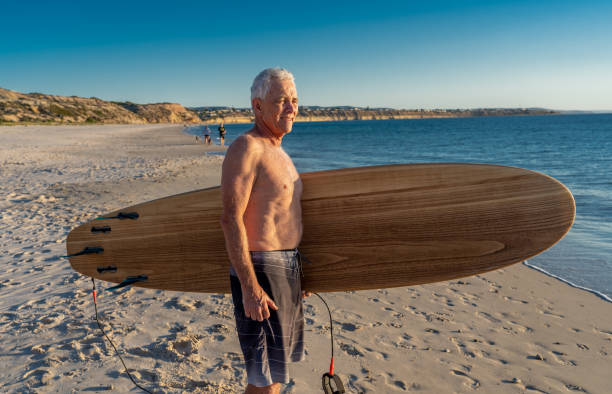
[1,87,558,125]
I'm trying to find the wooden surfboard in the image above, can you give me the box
[66,164,575,293]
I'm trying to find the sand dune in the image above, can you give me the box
[0,124,610,393]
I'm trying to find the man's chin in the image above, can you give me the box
[279,120,294,134]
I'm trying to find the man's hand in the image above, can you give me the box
[302,291,312,298]
[242,285,278,321]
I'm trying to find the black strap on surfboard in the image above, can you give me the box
[64,246,104,258]
[91,225,111,233]
[96,211,139,220]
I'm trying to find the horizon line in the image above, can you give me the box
[2,86,611,113]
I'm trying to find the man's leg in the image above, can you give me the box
[245,383,281,394]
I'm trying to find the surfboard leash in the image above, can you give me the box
[90,278,153,394]
[313,292,346,394]
[297,250,345,394]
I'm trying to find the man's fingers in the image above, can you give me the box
[267,298,279,311]
[243,291,277,321]
[262,305,270,320]
[254,308,264,322]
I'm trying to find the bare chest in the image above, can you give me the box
[255,147,302,199]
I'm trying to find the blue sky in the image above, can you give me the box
[1,0,611,110]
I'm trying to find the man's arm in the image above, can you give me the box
[220,135,278,321]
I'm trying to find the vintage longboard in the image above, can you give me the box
[66,164,575,293]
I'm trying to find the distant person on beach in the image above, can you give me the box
[221,67,308,394]
[204,126,211,145]
[218,122,226,146]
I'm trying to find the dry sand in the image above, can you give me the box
[0,124,610,393]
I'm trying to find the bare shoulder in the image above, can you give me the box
[225,132,265,161]
[222,132,266,180]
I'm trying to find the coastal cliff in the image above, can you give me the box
[1,87,556,125]
[0,88,200,124]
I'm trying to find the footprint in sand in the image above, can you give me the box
[527,353,546,361]
[205,323,231,341]
[432,292,456,307]
[501,377,549,393]
[477,311,501,324]
[0,279,17,289]
[549,349,578,366]
[128,331,204,362]
[503,295,529,304]
[11,299,36,311]
[450,369,480,389]
[479,349,509,365]
[21,368,53,387]
[565,383,588,392]
[339,342,365,357]
[361,344,390,360]
[204,352,243,378]
[8,194,33,203]
[459,294,479,307]
[345,373,369,393]
[163,296,205,311]
[38,312,63,327]
[127,369,158,383]
[450,337,477,359]
[394,333,416,350]
[595,328,612,341]
[383,372,410,391]
[506,320,534,333]
[340,322,362,332]
[537,308,564,318]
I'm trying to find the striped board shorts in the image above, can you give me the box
[229,249,306,386]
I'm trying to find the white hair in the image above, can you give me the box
[250,67,295,101]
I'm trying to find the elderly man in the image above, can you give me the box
[220,68,309,394]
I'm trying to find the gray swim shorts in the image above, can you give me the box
[230,249,305,387]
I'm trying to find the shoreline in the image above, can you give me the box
[198,111,562,125]
[0,111,567,127]
[523,261,612,303]
[1,124,610,393]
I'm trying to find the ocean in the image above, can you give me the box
[186,114,612,301]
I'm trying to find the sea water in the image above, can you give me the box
[186,114,612,301]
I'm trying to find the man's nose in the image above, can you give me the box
[284,101,297,113]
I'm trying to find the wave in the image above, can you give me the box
[522,261,612,303]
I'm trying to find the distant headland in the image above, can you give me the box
[191,106,558,124]
[1,87,558,125]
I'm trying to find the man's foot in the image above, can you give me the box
[245,382,281,394]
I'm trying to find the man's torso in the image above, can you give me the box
[243,133,303,251]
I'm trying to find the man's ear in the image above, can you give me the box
[252,98,262,113]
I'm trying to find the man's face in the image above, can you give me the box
[256,78,298,137]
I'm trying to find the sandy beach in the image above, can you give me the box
[1,124,610,393]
